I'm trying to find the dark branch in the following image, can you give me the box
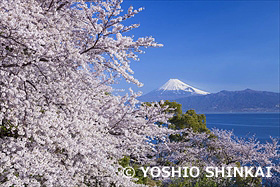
[1,62,31,68]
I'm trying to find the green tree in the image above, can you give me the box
[145,100,211,142]
[158,101,209,133]
[169,109,208,133]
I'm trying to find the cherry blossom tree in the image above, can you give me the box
[0,0,173,186]
[155,128,279,186]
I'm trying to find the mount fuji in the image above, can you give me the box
[138,79,209,102]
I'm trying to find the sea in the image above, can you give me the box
[205,113,280,143]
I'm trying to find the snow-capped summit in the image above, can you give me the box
[138,79,209,102]
[158,79,209,95]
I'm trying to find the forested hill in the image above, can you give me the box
[175,89,280,113]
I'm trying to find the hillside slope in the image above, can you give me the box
[176,89,280,113]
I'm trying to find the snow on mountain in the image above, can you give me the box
[138,79,209,102]
[158,79,209,95]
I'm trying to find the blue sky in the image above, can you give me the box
[113,0,279,95]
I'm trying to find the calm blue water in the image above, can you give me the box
[206,113,280,143]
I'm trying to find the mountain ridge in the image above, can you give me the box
[138,79,279,113]
[176,89,280,113]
